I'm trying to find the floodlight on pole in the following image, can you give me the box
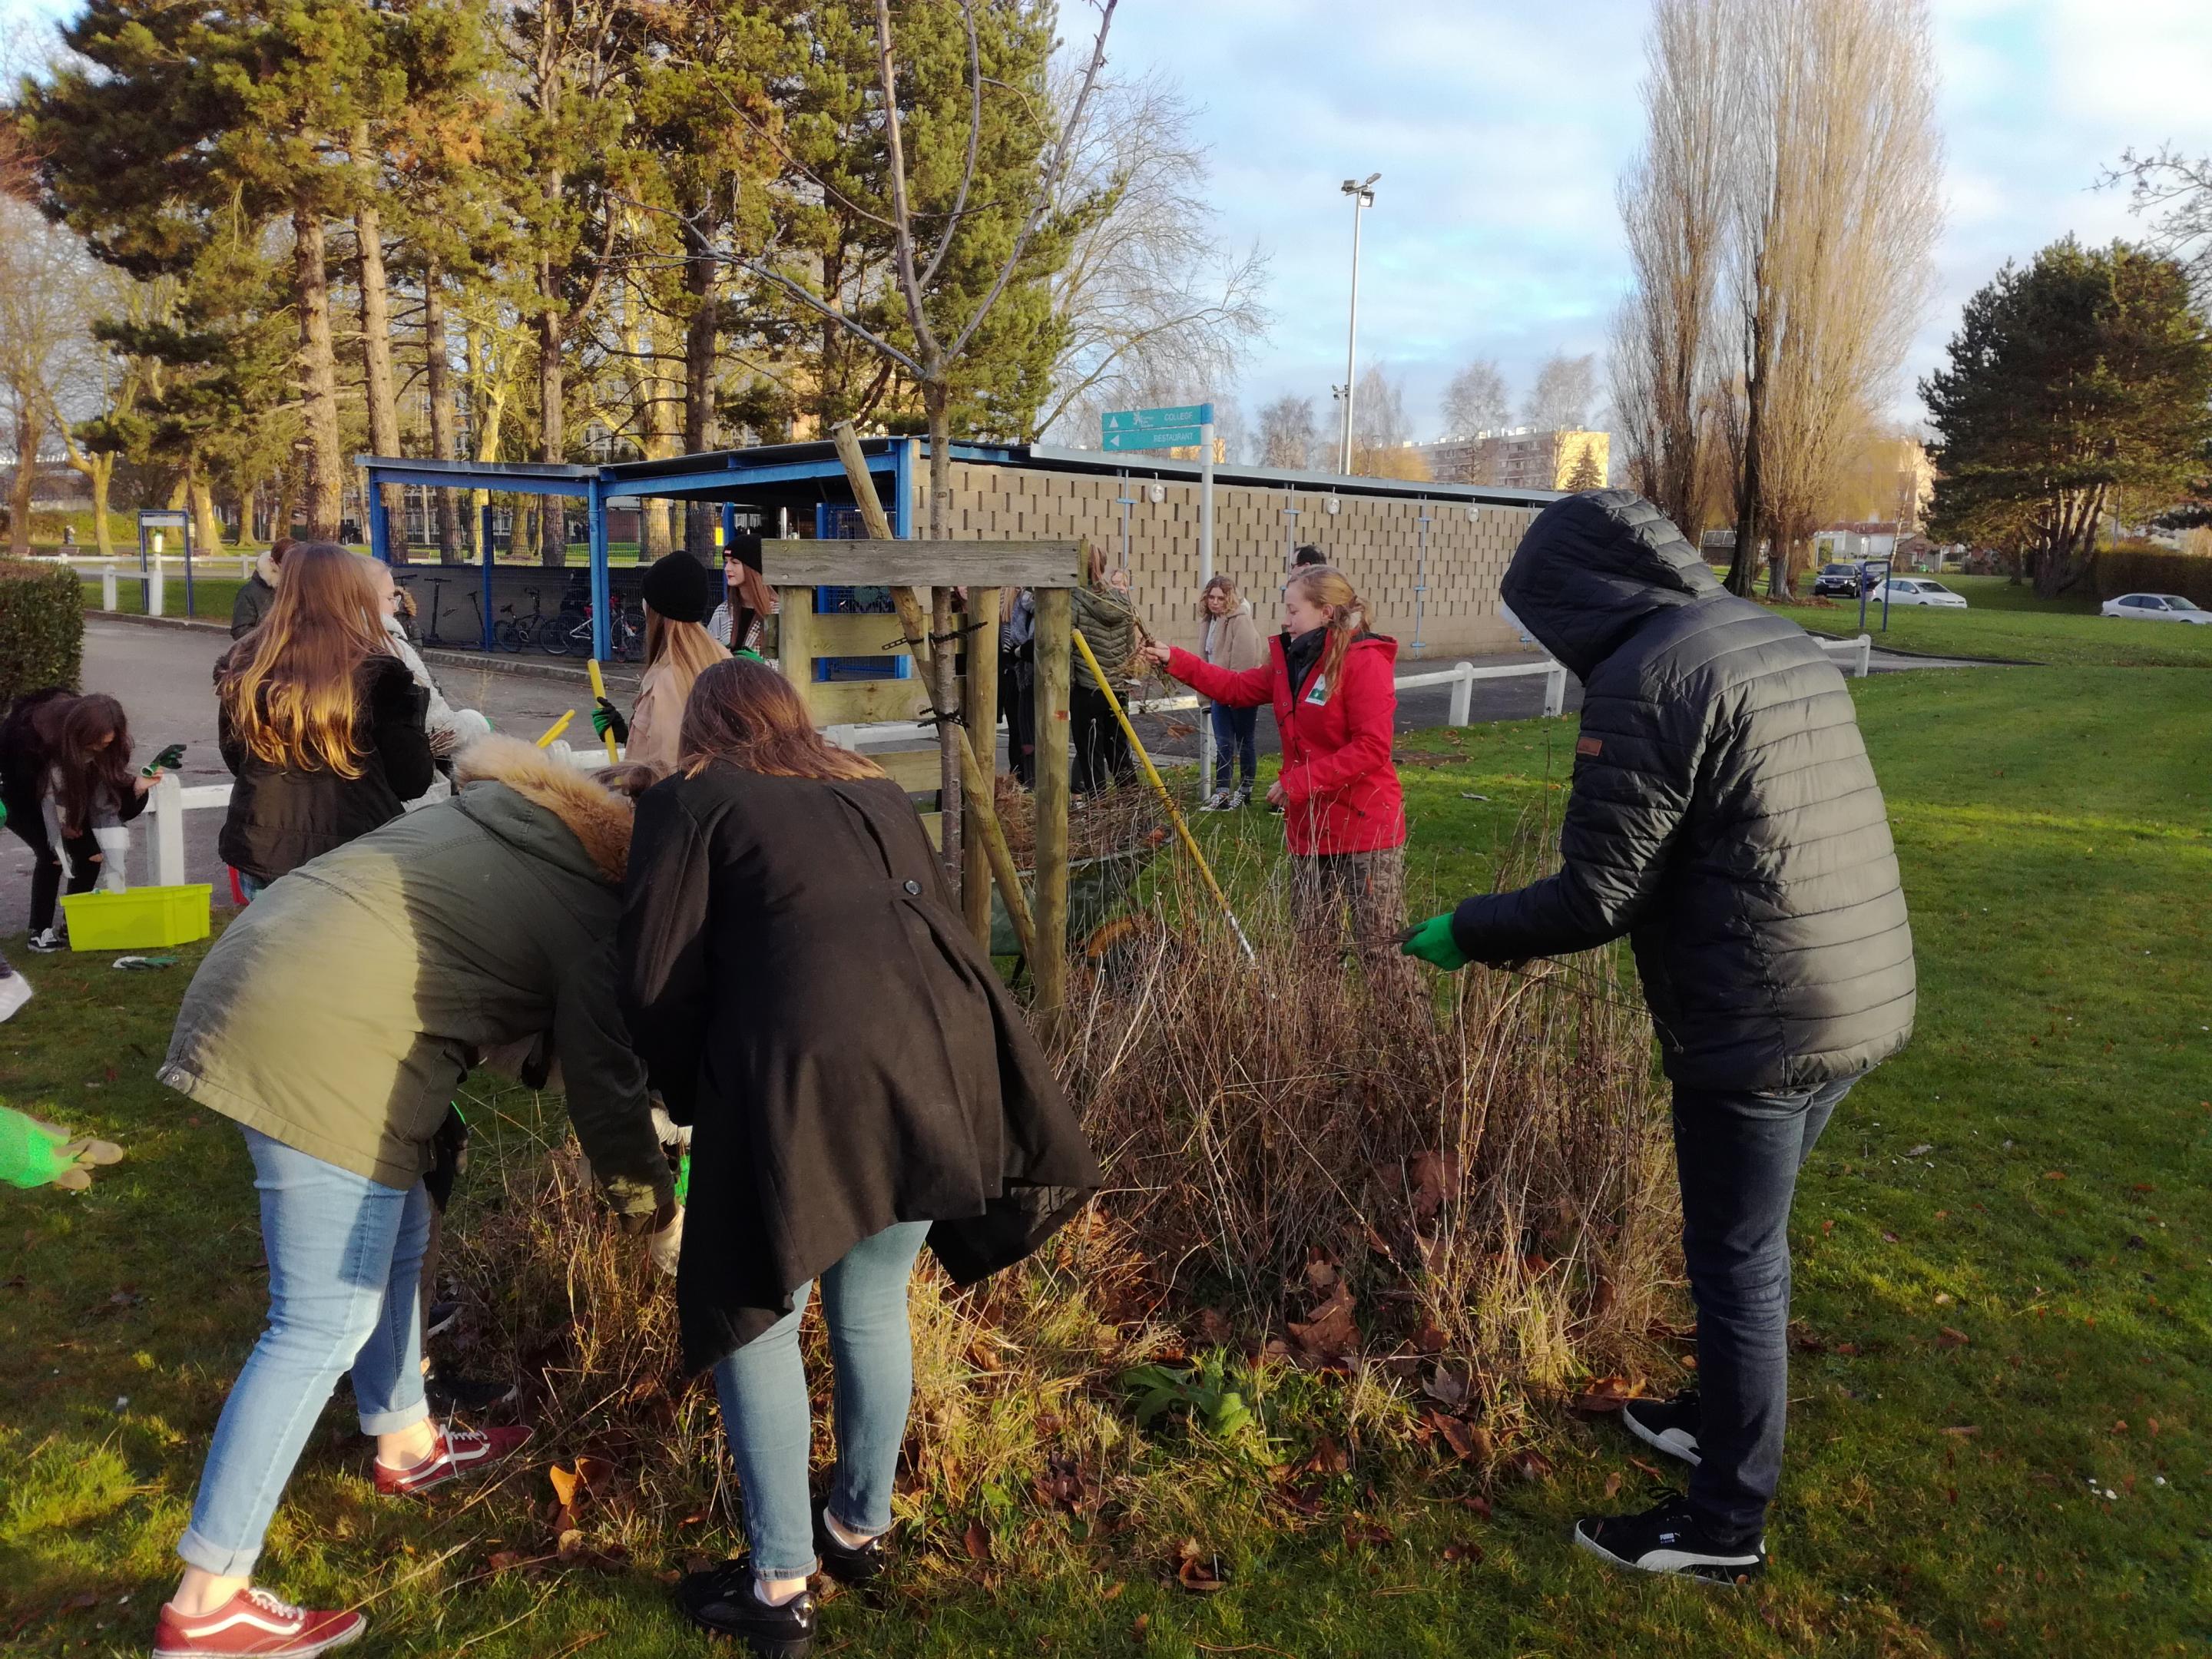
[1337,173,1379,475]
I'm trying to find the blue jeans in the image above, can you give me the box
[1210,702,1257,793]
[1672,1071,1859,1543]
[179,1128,432,1577]
[710,1220,932,1578]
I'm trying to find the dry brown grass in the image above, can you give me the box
[439,825,1674,1570]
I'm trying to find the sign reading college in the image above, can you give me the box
[1101,402,1214,452]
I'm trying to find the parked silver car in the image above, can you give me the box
[2100,593,2212,624]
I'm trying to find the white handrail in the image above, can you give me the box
[1817,634,1873,678]
[824,657,1575,752]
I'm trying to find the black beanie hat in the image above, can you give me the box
[641,551,717,624]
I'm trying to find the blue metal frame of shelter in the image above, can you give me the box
[358,444,939,660]
[359,436,1552,660]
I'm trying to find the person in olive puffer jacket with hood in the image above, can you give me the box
[1402,490,1914,1585]
[152,736,675,1659]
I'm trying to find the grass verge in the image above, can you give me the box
[3,665,2209,1657]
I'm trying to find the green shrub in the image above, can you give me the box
[2095,545,2212,606]
[0,559,85,705]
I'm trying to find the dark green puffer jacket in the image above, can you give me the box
[1450,491,1915,1091]
[161,736,671,1214]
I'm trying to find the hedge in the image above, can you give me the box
[2094,547,2212,607]
[0,559,85,707]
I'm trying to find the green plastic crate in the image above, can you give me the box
[60,885,213,951]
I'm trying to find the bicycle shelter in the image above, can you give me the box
[359,439,952,662]
[356,440,1091,1022]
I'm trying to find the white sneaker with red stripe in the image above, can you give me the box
[373,1422,531,1496]
[151,1586,363,1657]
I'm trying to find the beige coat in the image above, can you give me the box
[1200,598,1264,703]
[625,639,728,773]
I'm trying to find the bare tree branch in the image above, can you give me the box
[946,0,1120,362]
[914,0,984,296]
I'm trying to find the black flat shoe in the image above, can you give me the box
[675,1562,815,1657]
[812,1507,886,1584]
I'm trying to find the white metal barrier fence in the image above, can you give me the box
[57,552,260,618]
[138,641,1872,886]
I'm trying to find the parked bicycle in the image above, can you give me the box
[495,586,550,653]
[541,591,644,661]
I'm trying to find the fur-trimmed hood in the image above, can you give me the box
[451,733,635,883]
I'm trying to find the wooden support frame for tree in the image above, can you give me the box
[780,433,1074,1008]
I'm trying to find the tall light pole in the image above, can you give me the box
[1336,172,1379,475]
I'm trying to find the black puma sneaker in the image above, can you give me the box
[1621,1389,1703,1465]
[812,1506,886,1584]
[675,1562,816,1657]
[1573,1494,1766,1584]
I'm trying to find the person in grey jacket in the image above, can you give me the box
[1402,491,1914,1584]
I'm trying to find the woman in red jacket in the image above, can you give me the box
[1142,566,1412,992]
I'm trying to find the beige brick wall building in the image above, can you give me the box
[942,460,1540,660]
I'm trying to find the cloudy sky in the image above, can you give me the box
[1100,0,2212,441]
[7,0,2208,445]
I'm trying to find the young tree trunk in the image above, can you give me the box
[537,296,566,568]
[355,174,406,563]
[923,377,962,885]
[272,451,301,548]
[294,200,344,540]
[1727,306,1767,597]
[682,218,719,559]
[188,472,221,562]
[88,456,115,559]
[422,264,463,563]
[7,395,34,558]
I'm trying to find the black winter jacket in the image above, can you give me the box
[215,652,435,883]
[618,762,1104,1372]
[1450,492,1914,1091]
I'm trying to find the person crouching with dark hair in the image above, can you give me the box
[620,658,1101,1657]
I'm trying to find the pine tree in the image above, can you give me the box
[1922,239,2212,597]
[27,0,398,538]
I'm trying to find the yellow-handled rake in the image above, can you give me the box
[1071,627,1256,963]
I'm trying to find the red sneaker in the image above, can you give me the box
[151,1586,363,1656]
[373,1422,531,1497]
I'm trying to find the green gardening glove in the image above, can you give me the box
[591,697,630,744]
[1399,912,1470,972]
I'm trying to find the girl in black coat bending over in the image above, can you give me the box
[620,659,1101,1657]
[215,542,434,896]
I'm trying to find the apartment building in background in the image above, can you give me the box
[1413,429,1611,492]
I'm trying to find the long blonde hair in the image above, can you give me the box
[1286,566,1369,704]
[219,543,391,777]
[644,605,729,707]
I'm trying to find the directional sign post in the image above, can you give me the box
[1101,402,1212,452]
[1104,403,1217,786]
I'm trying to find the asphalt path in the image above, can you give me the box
[1,618,1969,936]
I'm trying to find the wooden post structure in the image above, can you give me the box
[1031,585,1073,1032]
[961,586,1001,945]
[826,421,1041,962]
[776,584,815,692]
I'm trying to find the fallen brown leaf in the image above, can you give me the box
[1602,1471,1622,1498]
[963,1518,992,1565]
[1441,1540,1484,1564]
[1936,1326,1970,1349]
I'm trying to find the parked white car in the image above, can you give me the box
[2101,592,2212,624]
[1881,578,1968,609]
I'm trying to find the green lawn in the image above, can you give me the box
[1767,575,2212,668]
[4,666,2210,1656]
